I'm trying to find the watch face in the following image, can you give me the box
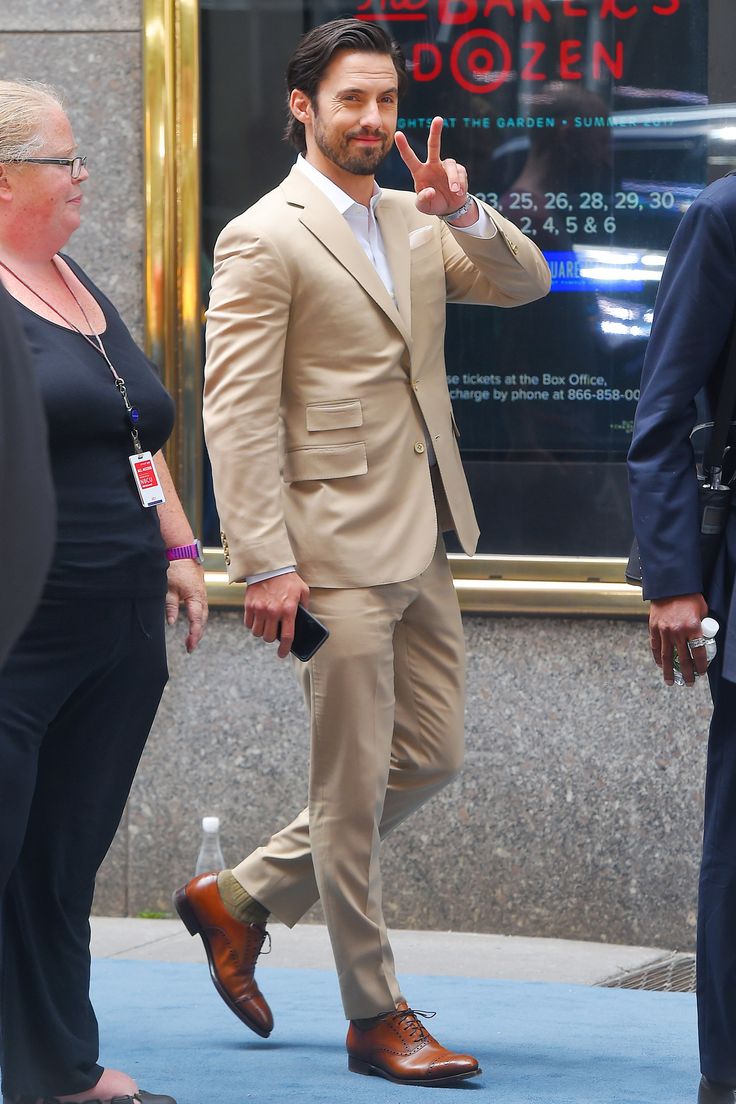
[193,538,204,564]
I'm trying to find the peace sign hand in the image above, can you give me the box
[394,116,470,217]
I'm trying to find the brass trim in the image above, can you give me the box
[175,0,203,528]
[445,554,632,584]
[143,0,175,401]
[202,549,646,617]
[143,0,202,525]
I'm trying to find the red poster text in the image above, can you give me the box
[356,0,680,18]
[355,0,680,91]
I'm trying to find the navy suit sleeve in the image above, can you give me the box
[628,180,736,600]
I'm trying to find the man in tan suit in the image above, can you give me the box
[176,18,550,1086]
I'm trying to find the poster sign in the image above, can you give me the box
[340,0,708,466]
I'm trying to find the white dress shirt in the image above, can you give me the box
[246,155,495,584]
[296,155,397,299]
[295,153,495,297]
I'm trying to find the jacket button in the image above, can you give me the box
[414,441,426,454]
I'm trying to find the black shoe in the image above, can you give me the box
[37,1092,175,1104]
[699,1076,736,1103]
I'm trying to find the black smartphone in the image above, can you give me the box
[277,604,330,662]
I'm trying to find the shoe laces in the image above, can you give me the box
[386,1006,437,1042]
[242,926,271,973]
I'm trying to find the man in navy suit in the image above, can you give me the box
[628,172,736,1104]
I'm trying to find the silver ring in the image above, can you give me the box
[687,636,708,649]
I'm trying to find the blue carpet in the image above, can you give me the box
[91,961,698,1104]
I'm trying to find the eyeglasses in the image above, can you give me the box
[11,155,87,181]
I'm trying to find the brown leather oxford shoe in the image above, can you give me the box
[173,873,274,1038]
[346,1002,481,1086]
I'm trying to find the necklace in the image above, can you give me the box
[0,255,143,454]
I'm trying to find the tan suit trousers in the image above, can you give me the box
[232,535,465,1019]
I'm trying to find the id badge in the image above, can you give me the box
[129,450,166,508]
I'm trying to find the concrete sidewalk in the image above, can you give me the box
[90,916,673,986]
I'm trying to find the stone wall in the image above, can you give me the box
[96,611,710,951]
[0,1,146,341]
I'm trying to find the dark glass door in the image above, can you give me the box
[200,1,732,556]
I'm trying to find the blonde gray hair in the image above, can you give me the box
[0,80,64,162]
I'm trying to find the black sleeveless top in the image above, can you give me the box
[13,256,176,599]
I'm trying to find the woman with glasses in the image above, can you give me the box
[0,80,207,1104]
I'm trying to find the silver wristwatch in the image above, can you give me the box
[439,195,474,224]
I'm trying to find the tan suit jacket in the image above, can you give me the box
[204,166,550,588]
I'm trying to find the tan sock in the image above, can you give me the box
[217,869,269,925]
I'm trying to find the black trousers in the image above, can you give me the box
[698,513,736,1086]
[0,596,168,1099]
[699,650,736,1085]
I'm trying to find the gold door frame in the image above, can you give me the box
[143,0,202,529]
[142,1,643,618]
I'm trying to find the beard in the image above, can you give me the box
[312,114,392,176]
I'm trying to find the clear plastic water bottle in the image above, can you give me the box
[673,617,719,686]
[195,816,225,876]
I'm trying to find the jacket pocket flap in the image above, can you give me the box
[283,441,368,483]
[306,399,363,431]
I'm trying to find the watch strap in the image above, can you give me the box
[439,194,474,224]
[166,539,203,564]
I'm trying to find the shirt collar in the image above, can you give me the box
[295,154,382,215]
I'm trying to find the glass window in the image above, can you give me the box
[200,1,732,558]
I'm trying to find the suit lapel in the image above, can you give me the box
[280,168,412,352]
[375,197,411,338]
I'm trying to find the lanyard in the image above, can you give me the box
[0,256,143,454]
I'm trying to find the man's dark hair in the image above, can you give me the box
[285,18,408,153]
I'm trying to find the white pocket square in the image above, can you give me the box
[409,226,434,250]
